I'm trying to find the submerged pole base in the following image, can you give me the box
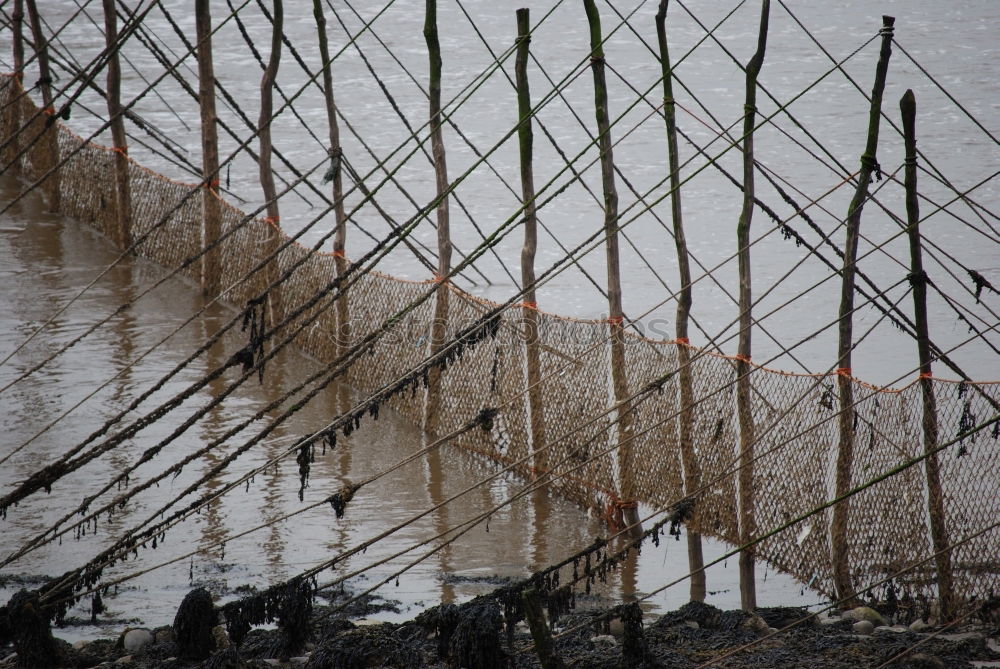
[621,503,643,540]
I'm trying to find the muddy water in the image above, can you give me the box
[0,176,821,641]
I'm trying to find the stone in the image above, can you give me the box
[115,655,133,665]
[852,620,874,635]
[846,606,888,627]
[123,628,154,652]
[741,615,769,634]
[873,625,904,634]
[212,624,230,650]
[153,626,175,644]
[909,619,931,632]
[73,639,90,650]
[683,620,700,630]
[589,634,617,650]
[908,654,946,668]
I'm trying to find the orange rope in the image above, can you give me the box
[520,301,537,310]
[608,315,624,326]
[835,367,852,377]
[111,146,128,155]
[675,337,690,345]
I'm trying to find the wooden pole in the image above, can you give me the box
[521,588,565,669]
[258,0,285,328]
[422,0,452,440]
[195,0,222,297]
[515,8,547,477]
[582,0,640,538]
[831,15,895,607]
[655,0,705,603]
[313,0,351,358]
[102,0,132,251]
[24,0,60,211]
[11,0,24,81]
[4,0,25,166]
[735,0,770,612]
[901,88,955,619]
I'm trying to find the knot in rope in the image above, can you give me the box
[860,153,883,181]
[323,147,342,184]
[327,482,357,519]
[904,156,918,167]
[589,56,605,65]
[473,407,498,432]
[907,270,929,287]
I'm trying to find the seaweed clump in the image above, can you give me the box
[173,586,218,660]
[416,598,506,669]
[2,589,63,667]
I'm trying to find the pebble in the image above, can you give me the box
[683,620,700,630]
[874,625,905,634]
[115,655,133,665]
[845,606,889,627]
[852,620,874,635]
[589,634,618,649]
[212,624,230,650]
[909,619,931,632]
[741,615,769,634]
[122,628,154,652]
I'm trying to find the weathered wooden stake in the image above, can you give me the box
[313,0,351,358]
[735,0,770,612]
[656,0,706,603]
[901,88,955,619]
[11,0,24,82]
[831,15,895,607]
[195,0,222,297]
[24,0,60,211]
[521,588,565,669]
[515,8,548,476]
[102,0,132,250]
[258,0,286,329]
[4,0,25,166]
[582,0,640,538]
[423,0,452,440]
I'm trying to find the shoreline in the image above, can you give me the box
[3,580,998,669]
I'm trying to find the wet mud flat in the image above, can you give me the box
[3,581,999,669]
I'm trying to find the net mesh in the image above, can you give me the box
[2,75,998,607]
